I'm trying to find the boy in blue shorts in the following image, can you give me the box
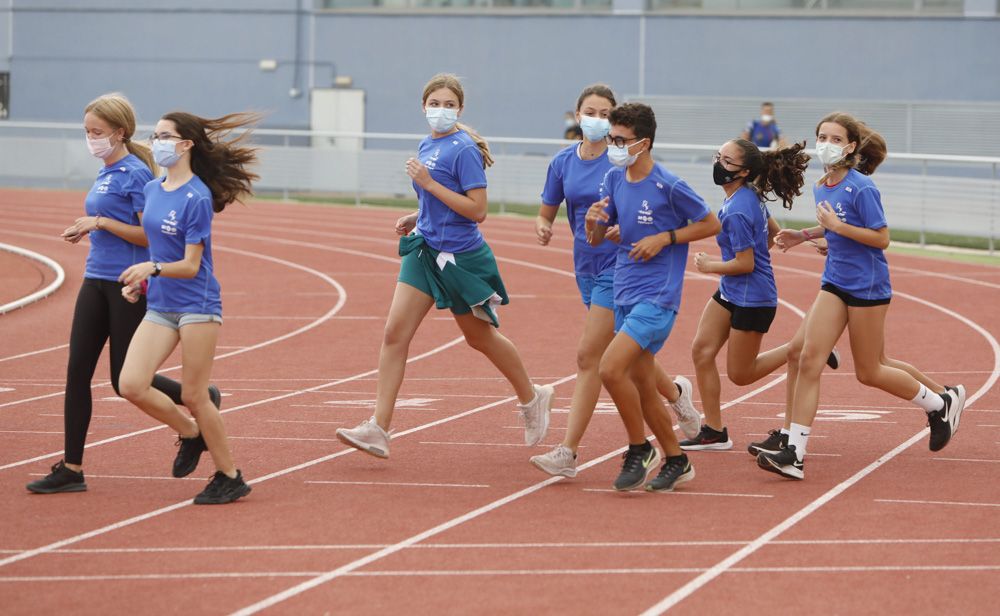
[585,103,721,492]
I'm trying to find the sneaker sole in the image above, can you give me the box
[194,484,252,505]
[26,482,88,494]
[529,457,577,478]
[756,454,804,480]
[645,466,696,493]
[335,430,389,459]
[949,385,966,434]
[613,449,662,491]
[679,440,734,451]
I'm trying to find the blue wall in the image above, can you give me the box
[2,2,999,139]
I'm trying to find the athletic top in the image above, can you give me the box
[717,186,778,308]
[82,153,154,281]
[541,144,618,277]
[746,119,781,148]
[814,168,891,300]
[141,175,222,315]
[599,163,711,311]
[414,129,488,254]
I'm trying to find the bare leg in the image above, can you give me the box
[119,321,198,437]
[562,305,616,452]
[788,292,849,428]
[453,312,535,404]
[848,304,922,400]
[634,352,682,457]
[178,322,236,476]
[599,333,647,444]
[690,299,731,431]
[372,283,435,431]
[728,333,789,386]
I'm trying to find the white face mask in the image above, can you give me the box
[87,135,116,159]
[607,138,646,168]
[426,107,459,133]
[579,115,610,142]
[815,141,847,167]
[760,114,774,123]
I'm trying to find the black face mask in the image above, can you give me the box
[713,161,744,186]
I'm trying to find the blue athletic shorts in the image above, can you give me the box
[575,269,615,310]
[613,301,677,355]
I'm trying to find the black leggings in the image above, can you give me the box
[64,278,187,465]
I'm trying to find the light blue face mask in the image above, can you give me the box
[579,115,610,142]
[607,138,646,168]
[425,107,459,133]
[152,139,182,168]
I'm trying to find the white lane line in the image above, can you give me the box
[0,374,575,571]
[0,241,66,314]
[228,437,343,442]
[934,457,1000,463]
[0,344,69,364]
[418,441,568,448]
[581,489,773,498]
[875,499,1000,508]
[305,481,489,489]
[0,242,348,412]
[27,473,203,482]
[5,537,999,556]
[8,564,1000,583]
[638,275,1000,615]
[265,420,344,425]
[229,371,791,616]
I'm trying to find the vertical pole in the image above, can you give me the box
[282,135,290,202]
[919,159,927,248]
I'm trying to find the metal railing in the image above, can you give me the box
[2,122,997,253]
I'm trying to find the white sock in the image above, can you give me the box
[788,423,811,461]
[911,384,945,414]
[780,427,790,435]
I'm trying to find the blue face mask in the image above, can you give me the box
[152,139,182,168]
[579,115,610,142]
[607,138,646,168]
[425,107,459,133]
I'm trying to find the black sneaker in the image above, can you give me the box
[928,385,967,452]
[173,433,208,478]
[679,425,733,451]
[756,445,804,480]
[26,460,87,494]
[193,470,252,505]
[748,429,788,456]
[613,442,661,491]
[645,454,695,492]
[826,348,841,370]
[209,384,222,410]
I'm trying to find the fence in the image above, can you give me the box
[1,122,997,252]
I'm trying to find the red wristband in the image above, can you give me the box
[801,228,813,240]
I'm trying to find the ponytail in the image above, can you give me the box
[456,122,494,169]
[731,138,809,210]
[124,140,159,176]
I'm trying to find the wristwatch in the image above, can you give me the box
[151,261,162,277]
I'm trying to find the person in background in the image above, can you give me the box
[743,102,787,149]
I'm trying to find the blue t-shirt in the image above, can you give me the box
[414,129,488,254]
[717,186,778,308]
[141,175,222,315]
[599,163,712,311]
[746,119,781,148]
[540,144,617,277]
[83,154,154,281]
[814,168,891,300]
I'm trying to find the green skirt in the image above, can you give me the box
[397,234,509,327]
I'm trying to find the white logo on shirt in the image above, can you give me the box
[833,202,847,223]
[637,200,654,225]
[656,182,664,189]
[425,147,442,171]
[845,186,853,193]
[161,209,178,236]
[96,174,113,194]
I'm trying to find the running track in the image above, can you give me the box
[1,188,998,615]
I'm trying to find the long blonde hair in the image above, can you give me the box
[84,92,157,174]
[421,73,494,168]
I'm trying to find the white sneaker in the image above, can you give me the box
[336,417,391,459]
[518,384,553,446]
[669,375,702,440]
[530,445,577,478]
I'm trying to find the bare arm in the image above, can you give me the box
[817,201,890,250]
[62,213,149,247]
[118,241,205,286]
[536,204,559,246]
[628,212,722,262]
[584,197,610,246]
[694,246,754,276]
[767,216,780,249]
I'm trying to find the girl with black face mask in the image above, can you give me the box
[680,139,836,453]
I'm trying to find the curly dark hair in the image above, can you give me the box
[608,103,657,146]
[730,138,810,210]
[161,111,260,213]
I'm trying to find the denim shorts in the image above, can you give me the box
[613,301,678,356]
[575,269,615,310]
[144,309,223,331]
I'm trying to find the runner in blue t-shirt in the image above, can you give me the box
[336,73,554,460]
[681,138,842,453]
[758,112,967,480]
[584,103,721,493]
[529,85,702,479]
[26,94,219,496]
[117,110,259,504]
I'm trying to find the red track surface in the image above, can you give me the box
[1,188,998,615]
